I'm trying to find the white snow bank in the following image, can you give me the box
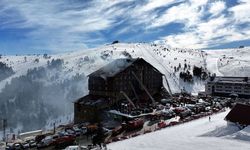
[108,110,250,150]
[229,126,250,142]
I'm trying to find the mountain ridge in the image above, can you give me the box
[0,42,249,132]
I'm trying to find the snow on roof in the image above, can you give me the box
[88,58,163,79]
[88,58,137,79]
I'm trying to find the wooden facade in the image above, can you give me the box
[74,58,164,123]
[88,58,163,101]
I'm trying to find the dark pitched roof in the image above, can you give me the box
[225,103,250,125]
[88,58,162,79]
[74,94,111,109]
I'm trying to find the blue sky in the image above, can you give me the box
[0,0,250,54]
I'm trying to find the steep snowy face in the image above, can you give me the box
[0,43,249,132]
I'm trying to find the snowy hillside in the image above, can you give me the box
[108,110,250,150]
[0,43,250,132]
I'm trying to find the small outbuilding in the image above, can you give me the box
[225,103,250,126]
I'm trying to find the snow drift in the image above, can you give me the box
[108,110,250,150]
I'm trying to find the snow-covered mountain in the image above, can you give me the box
[0,43,249,132]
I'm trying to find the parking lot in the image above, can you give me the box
[2,94,243,150]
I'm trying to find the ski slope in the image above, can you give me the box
[206,48,250,77]
[108,110,250,150]
[1,43,250,94]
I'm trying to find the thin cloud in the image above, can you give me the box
[154,0,250,49]
[0,0,250,52]
[209,1,226,16]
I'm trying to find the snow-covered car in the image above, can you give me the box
[21,142,30,149]
[205,106,212,111]
[64,145,88,150]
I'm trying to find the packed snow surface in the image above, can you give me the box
[108,110,250,150]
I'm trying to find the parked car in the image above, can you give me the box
[179,109,192,119]
[80,126,88,135]
[27,139,37,148]
[158,121,167,128]
[143,108,153,113]
[112,125,124,137]
[5,145,14,150]
[161,98,173,104]
[102,127,112,136]
[173,107,186,114]
[205,106,212,111]
[161,109,176,119]
[126,118,144,130]
[73,126,84,136]
[65,145,89,150]
[165,103,171,109]
[53,135,76,149]
[65,128,77,136]
[37,136,54,148]
[13,143,23,150]
[195,103,206,112]
[130,110,141,116]
[185,104,196,112]
[21,141,30,149]
[169,121,179,126]
[214,102,222,109]
[5,143,14,150]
